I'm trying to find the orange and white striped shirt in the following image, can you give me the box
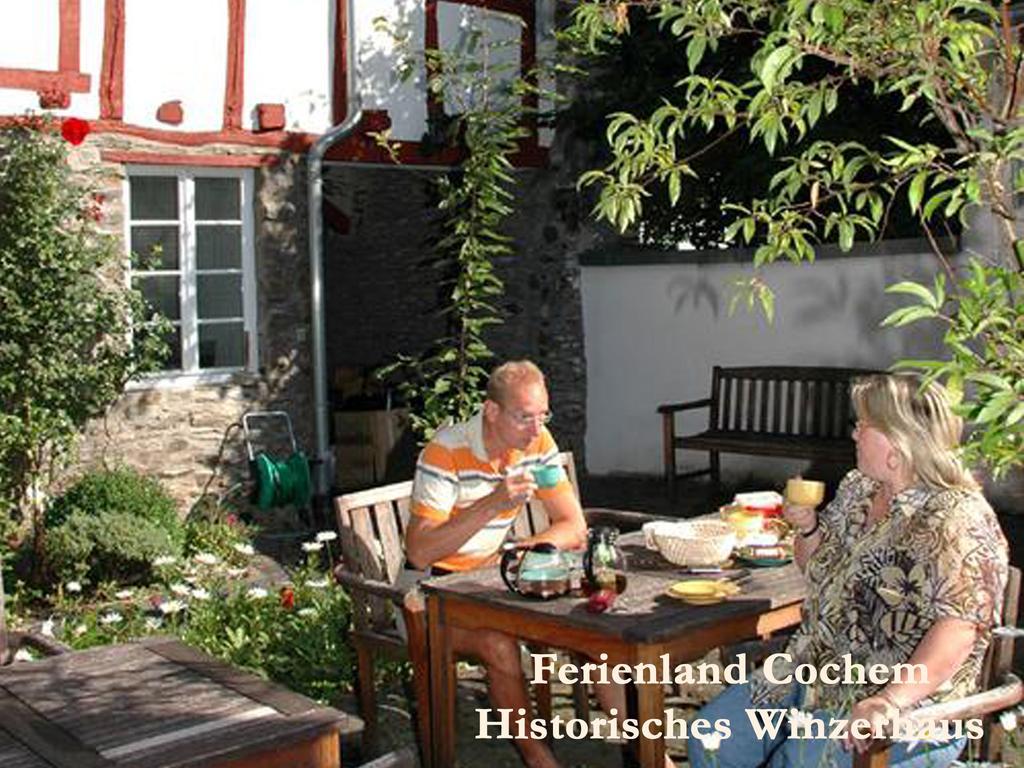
[410,410,572,571]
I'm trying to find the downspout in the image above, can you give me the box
[308,0,362,498]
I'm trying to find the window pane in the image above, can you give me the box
[198,322,244,368]
[131,226,179,269]
[196,225,241,269]
[197,274,243,318]
[134,275,180,321]
[130,176,177,220]
[196,177,240,220]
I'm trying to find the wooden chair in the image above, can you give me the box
[853,565,1023,768]
[334,452,655,759]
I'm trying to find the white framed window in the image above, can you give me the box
[125,166,258,384]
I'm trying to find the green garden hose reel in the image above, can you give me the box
[243,412,312,511]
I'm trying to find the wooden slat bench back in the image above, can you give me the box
[659,365,878,489]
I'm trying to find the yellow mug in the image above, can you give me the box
[785,477,825,507]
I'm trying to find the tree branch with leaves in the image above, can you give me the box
[567,0,1024,475]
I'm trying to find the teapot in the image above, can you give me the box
[500,542,571,599]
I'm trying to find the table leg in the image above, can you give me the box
[625,649,666,768]
[427,594,456,768]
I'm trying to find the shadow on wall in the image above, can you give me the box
[668,274,721,317]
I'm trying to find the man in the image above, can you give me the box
[405,360,585,768]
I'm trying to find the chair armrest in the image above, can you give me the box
[902,673,1023,724]
[853,673,1023,768]
[334,567,408,605]
[584,507,659,532]
[657,398,712,414]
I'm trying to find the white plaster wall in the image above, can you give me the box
[0,0,57,71]
[0,0,103,117]
[355,0,553,145]
[581,248,952,478]
[244,0,332,133]
[437,4,521,116]
[356,0,427,142]
[122,0,228,131]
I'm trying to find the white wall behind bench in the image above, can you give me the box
[580,240,951,478]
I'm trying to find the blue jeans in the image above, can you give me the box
[688,682,966,768]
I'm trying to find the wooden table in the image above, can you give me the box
[422,536,806,768]
[0,636,348,768]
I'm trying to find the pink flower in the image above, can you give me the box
[60,117,90,145]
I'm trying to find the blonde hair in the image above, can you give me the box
[486,360,545,405]
[851,374,976,491]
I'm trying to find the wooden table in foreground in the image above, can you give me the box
[422,536,806,768]
[0,636,349,768]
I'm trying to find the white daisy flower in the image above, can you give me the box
[170,583,191,596]
[297,607,317,617]
[115,589,134,599]
[193,552,219,565]
[153,555,176,567]
[226,567,247,578]
[73,623,88,636]
[159,600,186,615]
[99,612,123,625]
[190,588,210,600]
[144,617,163,631]
[65,581,82,593]
[40,617,55,637]
[305,578,329,589]
[247,586,268,600]
[1000,710,1018,732]
[302,541,323,553]
[315,531,338,543]
[232,543,255,556]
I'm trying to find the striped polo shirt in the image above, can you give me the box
[410,410,573,571]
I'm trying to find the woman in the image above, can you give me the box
[689,374,1008,768]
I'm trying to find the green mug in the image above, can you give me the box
[531,465,561,489]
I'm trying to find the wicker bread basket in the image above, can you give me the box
[649,520,737,567]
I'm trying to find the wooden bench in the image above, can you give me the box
[334,452,655,761]
[659,365,877,489]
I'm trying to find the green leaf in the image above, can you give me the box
[881,305,937,327]
[965,372,1013,391]
[759,45,797,92]
[686,35,707,73]
[885,281,940,309]
[908,172,927,214]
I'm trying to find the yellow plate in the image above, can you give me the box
[665,580,740,604]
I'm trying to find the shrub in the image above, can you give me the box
[18,528,357,706]
[0,120,167,528]
[41,468,183,587]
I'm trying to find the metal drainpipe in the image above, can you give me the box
[308,0,362,498]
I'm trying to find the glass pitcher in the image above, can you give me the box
[583,526,627,595]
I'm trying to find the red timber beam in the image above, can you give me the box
[100,0,125,119]
[332,0,350,123]
[224,0,246,129]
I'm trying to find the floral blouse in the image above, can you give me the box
[750,469,1008,711]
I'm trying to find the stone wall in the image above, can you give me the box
[322,163,591,466]
[69,136,313,513]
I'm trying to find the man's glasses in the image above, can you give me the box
[507,410,553,427]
